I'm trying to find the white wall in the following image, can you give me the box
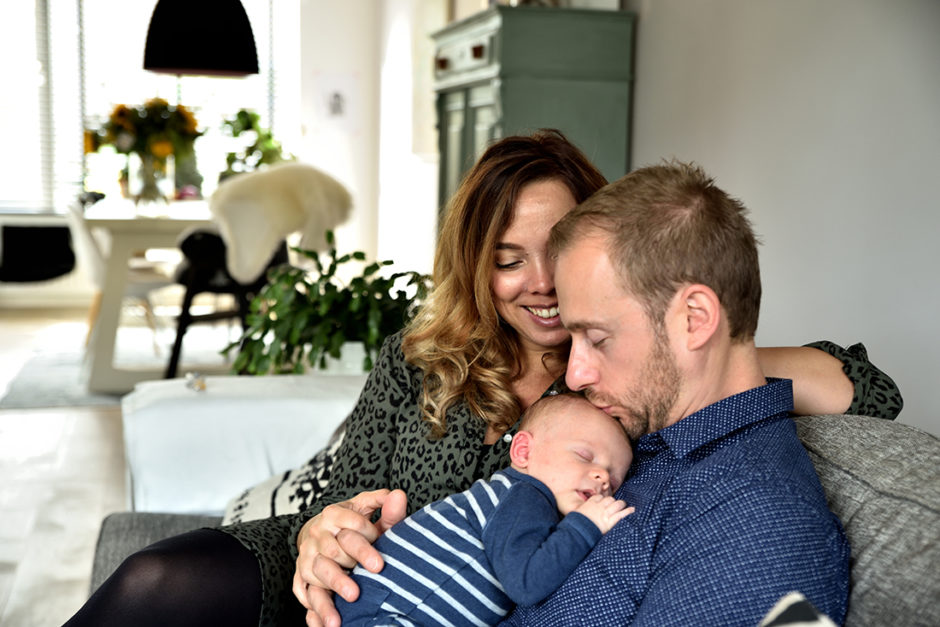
[298,0,442,276]
[623,0,940,435]
[297,0,381,260]
[374,0,443,274]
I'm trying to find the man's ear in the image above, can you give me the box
[509,430,534,469]
[677,284,721,351]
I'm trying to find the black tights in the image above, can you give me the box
[63,529,263,627]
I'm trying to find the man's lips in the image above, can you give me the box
[585,391,618,417]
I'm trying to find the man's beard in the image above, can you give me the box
[586,325,681,441]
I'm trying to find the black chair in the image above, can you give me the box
[164,229,288,379]
[0,225,75,282]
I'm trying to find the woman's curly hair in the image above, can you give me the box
[402,130,608,438]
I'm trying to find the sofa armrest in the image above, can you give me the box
[795,415,940,626]
[90,512,223,594]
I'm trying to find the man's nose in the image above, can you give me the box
[566,344,597,391]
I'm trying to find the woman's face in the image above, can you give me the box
[491,179,577,355]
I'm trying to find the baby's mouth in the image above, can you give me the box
[577,489,595,501]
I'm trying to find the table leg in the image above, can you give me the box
[84,231,229,394]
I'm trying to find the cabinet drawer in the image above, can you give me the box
[432,9,501,87]
[434,34,494,80]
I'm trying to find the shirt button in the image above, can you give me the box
[502,433,513,443]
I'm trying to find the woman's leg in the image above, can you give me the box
[63,529,262,627]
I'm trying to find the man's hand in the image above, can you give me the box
[292,489,407,627]
[574,495,634,534]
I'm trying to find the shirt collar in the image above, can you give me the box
[637,378,794,459]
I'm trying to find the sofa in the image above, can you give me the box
[90,411,940,626]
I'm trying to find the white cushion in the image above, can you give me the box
[120,373,367,515]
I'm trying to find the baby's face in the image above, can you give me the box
[524,403,633,516]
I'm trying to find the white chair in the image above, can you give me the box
[66,195,176,350]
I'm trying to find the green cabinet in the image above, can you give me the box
[432,6,635,211]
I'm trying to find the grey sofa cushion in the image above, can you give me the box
[90,512,222,594]
[795,415,940,627]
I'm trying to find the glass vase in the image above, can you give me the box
[128,152,168,205]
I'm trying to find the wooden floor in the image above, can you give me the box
[0,308,127,627]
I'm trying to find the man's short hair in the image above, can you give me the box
[549,160,761,341]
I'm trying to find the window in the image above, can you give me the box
[0,0,300,214]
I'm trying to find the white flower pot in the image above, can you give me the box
[317,341,368,375]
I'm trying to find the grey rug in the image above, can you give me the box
[0,325,240,409]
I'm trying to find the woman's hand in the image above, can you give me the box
[292,488,408,627]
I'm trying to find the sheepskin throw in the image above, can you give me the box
[210,162,352,283]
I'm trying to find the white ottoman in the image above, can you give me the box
[120,373,368,515]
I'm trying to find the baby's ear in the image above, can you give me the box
[509,431,534,469]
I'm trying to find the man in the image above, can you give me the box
[501,161,850,625]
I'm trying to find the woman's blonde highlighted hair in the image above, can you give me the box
[403,130,607,438]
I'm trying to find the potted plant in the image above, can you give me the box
[225,232,431,375]
[218,108,292,183]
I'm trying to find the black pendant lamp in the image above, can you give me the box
[143,0,259,76]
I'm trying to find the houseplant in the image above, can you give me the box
[217,108,292,183]
[225,231,432,375]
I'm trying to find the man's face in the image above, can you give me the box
[556,234,682,440]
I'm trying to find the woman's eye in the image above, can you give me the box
[495,259,522,270]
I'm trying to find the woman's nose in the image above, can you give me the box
[527,259,553,294]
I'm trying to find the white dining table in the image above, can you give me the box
[83,199,216,394]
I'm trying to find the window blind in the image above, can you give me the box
[0,0,299,215]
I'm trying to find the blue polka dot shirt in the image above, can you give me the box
[502,379,850,626]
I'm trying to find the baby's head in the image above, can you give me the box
[510,392,633,515]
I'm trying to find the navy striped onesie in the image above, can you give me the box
[336,467,602,627]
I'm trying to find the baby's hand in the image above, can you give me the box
[574,495,634,534]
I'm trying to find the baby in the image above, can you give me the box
[336,392,635,626]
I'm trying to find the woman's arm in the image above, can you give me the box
[758,346,853,416]
[290,332,411,624]
[293,489,407,627]
[758,341,903,419]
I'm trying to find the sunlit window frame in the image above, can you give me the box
[3,0,298,216]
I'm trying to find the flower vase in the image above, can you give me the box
[174,142,203,199]
[130,153,167,205]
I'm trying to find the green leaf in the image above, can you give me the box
[234,235,432,376]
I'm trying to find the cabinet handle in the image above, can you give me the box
[435,57,449,70]
[471,44,485,59]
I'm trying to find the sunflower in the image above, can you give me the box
[87,98,206,200]
[92,99,203,159]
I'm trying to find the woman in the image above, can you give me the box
[64,131,901,627]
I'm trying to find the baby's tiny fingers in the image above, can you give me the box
[612,505,635,522]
